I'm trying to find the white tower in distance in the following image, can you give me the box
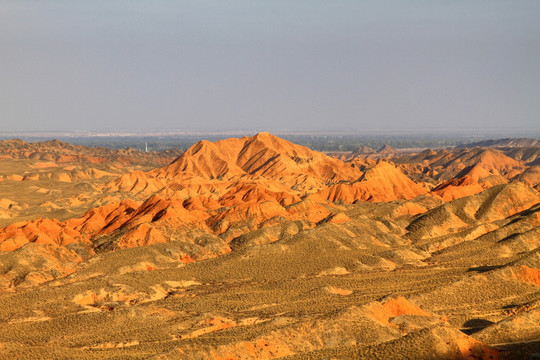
[145,142,148,152]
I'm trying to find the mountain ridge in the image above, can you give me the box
[0,133,538,359]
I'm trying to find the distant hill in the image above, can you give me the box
[351,145,376,156]
[459,138,540,148]
[377,144,398,153]
[0,138,182,166]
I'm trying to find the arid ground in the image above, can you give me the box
[0,134,538,359]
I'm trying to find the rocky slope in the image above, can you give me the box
[0,134,538,359]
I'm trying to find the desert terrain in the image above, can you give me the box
[0,133,538,359]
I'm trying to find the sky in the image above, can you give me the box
[0,1,539,134]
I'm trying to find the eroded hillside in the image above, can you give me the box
[0,134,538,359]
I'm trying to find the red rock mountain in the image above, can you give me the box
[0,133,428,258]
[0,134,539,359]
[312,162,427,203]
[155,132,361,185]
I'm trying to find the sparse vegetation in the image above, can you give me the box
[0,134,538,359]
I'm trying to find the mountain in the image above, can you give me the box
[459,137,540,148]
[407,182,540,243]
[312,162,426,203]
[157,132,361,184]
[351,145,376,156]
[513,165,540,190]
[108,132,362,197]
[0,133,539,359]
[390,146,528,188]
[456,138,540,166]
[503,146,540,164]
[431,175,485,201]
[376,143,398,154]
[0,138,182,166]
[449,148,526,178]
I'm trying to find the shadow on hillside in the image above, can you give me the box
[466,265,504,273]
[460,318,495,335]
[494,340,540,360]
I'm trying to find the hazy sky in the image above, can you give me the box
[1,1,539,133]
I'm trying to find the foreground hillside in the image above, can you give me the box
[0,134,538,359]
